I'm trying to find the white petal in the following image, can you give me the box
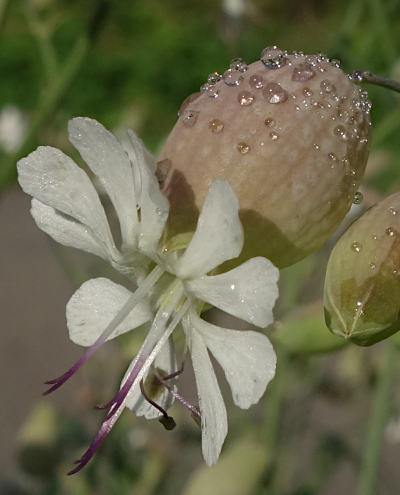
[187,323,227,466]
[17,146,115,256]
[68,118,139,248]
[185,257,279,327]
[191,312,276,409]
[31,199,108,260]
[125,129,169,255]
[175,180,243,279]
[66,278,152,346]
[125,338,177,419]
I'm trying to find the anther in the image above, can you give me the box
[139,379,176,431]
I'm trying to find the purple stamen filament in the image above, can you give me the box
[68,294,191,474]
[43,265,164,395]
[154,369,201,419]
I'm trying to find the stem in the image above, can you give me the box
[353,71,400,94]
[357,342,397,495]
[0,35,88,190]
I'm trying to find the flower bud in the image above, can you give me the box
[159,49,371,267]
[324,193,400,346]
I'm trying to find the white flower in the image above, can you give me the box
[17,117,279,473]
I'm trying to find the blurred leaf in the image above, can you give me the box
[183,434,269,495]
[275,302,347,354]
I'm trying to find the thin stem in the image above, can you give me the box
[353,71,400,94]
[357,341,397,495]
[0,35,88,190]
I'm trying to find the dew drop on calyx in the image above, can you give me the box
[351,241,362,253]
[223,69,243,87]
[238,91,255,106]
[389,207,398,216]
[208,118,224,133]
[237,142,250,154]
[334,125,348,141]
[320,79,336,94]
[264,118,275,127]
[200,83,219,98]
[230,57,248,72]
[263,82,288,104]
[386,227,397,237]
[181,109,200,127]
[249,74,264,89]
[269,131,279,141]
[353,191,363,205]
[292,63,315,82]
[178,92,201,116]
[260,45,287,69]
[207,72,222,85]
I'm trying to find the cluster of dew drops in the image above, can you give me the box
[177,45,371,206]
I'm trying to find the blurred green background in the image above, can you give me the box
[2,0,400,494]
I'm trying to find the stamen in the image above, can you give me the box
[139,379,176,430]
[69,294,191,474]
[98,290,188,420]
[67,402,125,475]
[154,369,201,420]
[43,265,164,395]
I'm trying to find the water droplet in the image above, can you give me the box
[372,235,378,241]
[370,262,376,270]
[200,83,219,98]
[389,207,398,216]
[303,87,313,97]
[263,82,288,104]
[230,57,248,72]
[386,227,397,237]
[223,69,243,86]
[353,191,363,204]
[269,131,279,141]
[237,90,255,106]
[207,72,222,85]
[249,74,264,89]
[330,58,341,68]
[334,125,348,141]
[156,207,163,215]
[208,118,224,133]
[359,137,369,145]
[260,45,287,69]
[181,109,199,127]
[320,79,336,94]
[313,143,320,151]
[328,152,338,162]
[264,118,275,127]
[230,284,236,290]
[295,104,301,111]
[237,142,250,154]
[178,92,201,116]
[292,63,315,82]
[393,269,399,276]
[351,241,362,253]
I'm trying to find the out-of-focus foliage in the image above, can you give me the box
[3,0,400,494]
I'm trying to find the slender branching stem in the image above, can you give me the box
[353,71,400,94]
[357,341,398,495]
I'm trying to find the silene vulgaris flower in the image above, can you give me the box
[17,117,279,473]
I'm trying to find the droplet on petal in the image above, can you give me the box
[178,92,201,116]
[353,191,363,205]
[230,57,248,72]
[320,79,336,94]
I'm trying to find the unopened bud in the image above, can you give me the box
[324,193,400,346]
[159,48,371,267]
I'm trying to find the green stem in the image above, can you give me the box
[357,342,397,495]
[0,35,88,190]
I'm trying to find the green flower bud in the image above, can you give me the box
[159,48,371,268]
[324,193,400,346]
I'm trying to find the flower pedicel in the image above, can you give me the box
[17,117,279,473]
